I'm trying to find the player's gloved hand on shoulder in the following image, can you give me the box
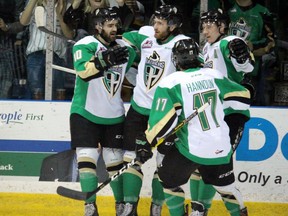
[135,133,153,164]
[94,45,128,71]
[228,38,251,64]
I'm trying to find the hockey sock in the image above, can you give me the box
[79,172,98,203]
[151,172,165,206]
[224,202,243,216]
[102,147,124,203]
[190,174,215,210]
[214,183,245,216]
[123,166,143,203]
[190,172,201,200]
[198,179,215,209]
[164,187,185,216]
[110,174,124,203]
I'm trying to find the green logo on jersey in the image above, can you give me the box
[229,18,251,40]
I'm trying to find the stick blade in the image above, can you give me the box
[35,6,45,27]
[57,186,89,201]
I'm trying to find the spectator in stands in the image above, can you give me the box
[0,0,25,99]
[228,0,271,105]
[20,0,74,100]
[123,0,145,30]
[255,12,277,105]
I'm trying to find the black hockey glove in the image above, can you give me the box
[224,114,249,152]
[135,133,153,164]
[94,46,129,71]
[228,38,251,64]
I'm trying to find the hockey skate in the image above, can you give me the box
[85,202,99,216]
[150,202,162,216]
[189,201,207,216]
[116,202,125,216]
[120,202,138,216]
[240,207,248,216]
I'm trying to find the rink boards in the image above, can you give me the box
[0,100,287,204]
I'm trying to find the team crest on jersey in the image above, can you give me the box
[144,51,165,90]
[142,40,153,48]
[229,18,251,40]
[102,66,122,97]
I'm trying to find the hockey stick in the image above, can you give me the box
[35,6,76,44]
[232,126,244,152]
[38,26,76,43]
[155,99,211,147]
[57,101,211,201]
[57,158,137,200]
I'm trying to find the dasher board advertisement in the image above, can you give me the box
[0,101,287,203]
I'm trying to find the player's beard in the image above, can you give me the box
[101,31,116,43]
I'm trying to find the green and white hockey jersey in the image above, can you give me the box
[146,67,251,165]
[71,36,136,125]
[228,3,269,46]
[203,35,253,84]
[123,26,190,116]
[228,3,269,76]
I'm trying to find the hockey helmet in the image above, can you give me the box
[93,7,122,27]
[150,5,183,28]
[172,38,201,70]
[200,8,229,31]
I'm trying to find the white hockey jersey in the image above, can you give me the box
[71,36,136,125]
[202,35,253,84]
[123,26,190,115]
[146,67,251,165]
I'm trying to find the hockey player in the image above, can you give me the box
[70,7,136,216]
[189,8,254,216]
[201,8,254,84]
[135,38,250,216]
[120,4,190,216]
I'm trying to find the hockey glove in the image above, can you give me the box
[228,38,251,64]
[135,133,153,164]
[224,114,249,152]
[94,46,129,71]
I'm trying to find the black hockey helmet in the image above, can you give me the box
[200,8,229,31]
[150,5,183,28]
[93,7,121,27]
[172,38,201,70]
